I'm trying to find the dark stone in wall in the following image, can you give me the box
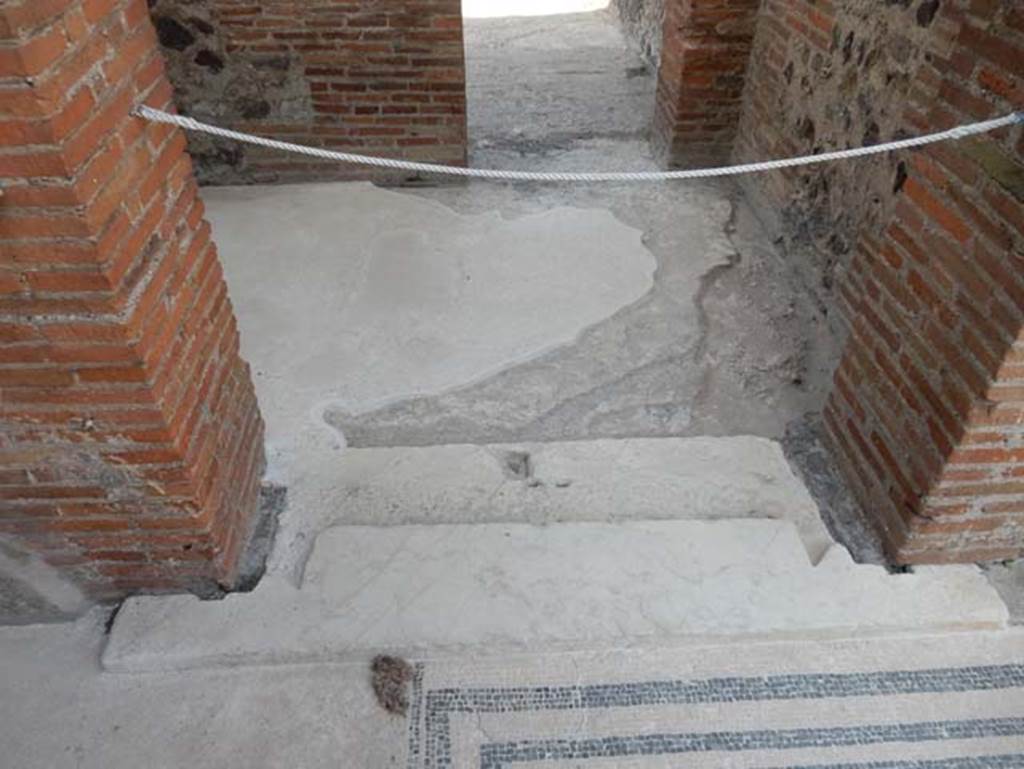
[148,0,314,185]
[916,0,940,27]
[193,49,223,73]
[892,161,907,194]
[155,16,194,50]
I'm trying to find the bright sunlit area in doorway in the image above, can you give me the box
[461,0,610,19]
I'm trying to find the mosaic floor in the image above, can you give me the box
[3,612,1023,767]
[404,631,1024,769]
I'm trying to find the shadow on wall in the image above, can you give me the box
[610,0,664,65]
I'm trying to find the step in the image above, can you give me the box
[269,436,834,577]
[102,519,1008,672]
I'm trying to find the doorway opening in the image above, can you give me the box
[461,0,659,171]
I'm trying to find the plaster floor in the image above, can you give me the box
[404,4,838,453]
[203,175,836,460]
[202,181,658,478]
[202,163,842,577]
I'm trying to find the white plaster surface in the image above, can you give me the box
[203,182,657,478]
[266,436,833,579]
[103,519,1007,673]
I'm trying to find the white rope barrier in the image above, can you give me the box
[134,105,1023,184]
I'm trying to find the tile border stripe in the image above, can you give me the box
[478,718,1024,768]
[413,663,1024,767]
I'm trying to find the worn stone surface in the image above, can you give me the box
[263,436,834,582]
[102,519,1008,672]
[464,8,656,156]
[611,0,664,65]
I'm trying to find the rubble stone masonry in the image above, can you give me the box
[148,0,468,184]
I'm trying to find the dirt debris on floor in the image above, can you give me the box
[371,654,415,716]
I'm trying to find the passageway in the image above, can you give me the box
[462,1,655,167]
[197,4,851,578]
[4,2,1023,766]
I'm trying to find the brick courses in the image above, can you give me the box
[0,0,265,598]
[736,0,1024,563]
[653,0,760,166]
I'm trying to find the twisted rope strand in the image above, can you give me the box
[134,105,1023,184]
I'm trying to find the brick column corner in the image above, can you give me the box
[1,0,265,599]
[652,0,760,167]
[822,3,1024,563]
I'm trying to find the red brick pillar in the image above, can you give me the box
[653,0,760,167]
[0,0,265,598]
[824,3,1024,563]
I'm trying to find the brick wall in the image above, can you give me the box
[737,0,1024,562]
[148,0,467,184]
[0,0,265,598]
[652,0,760,167]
